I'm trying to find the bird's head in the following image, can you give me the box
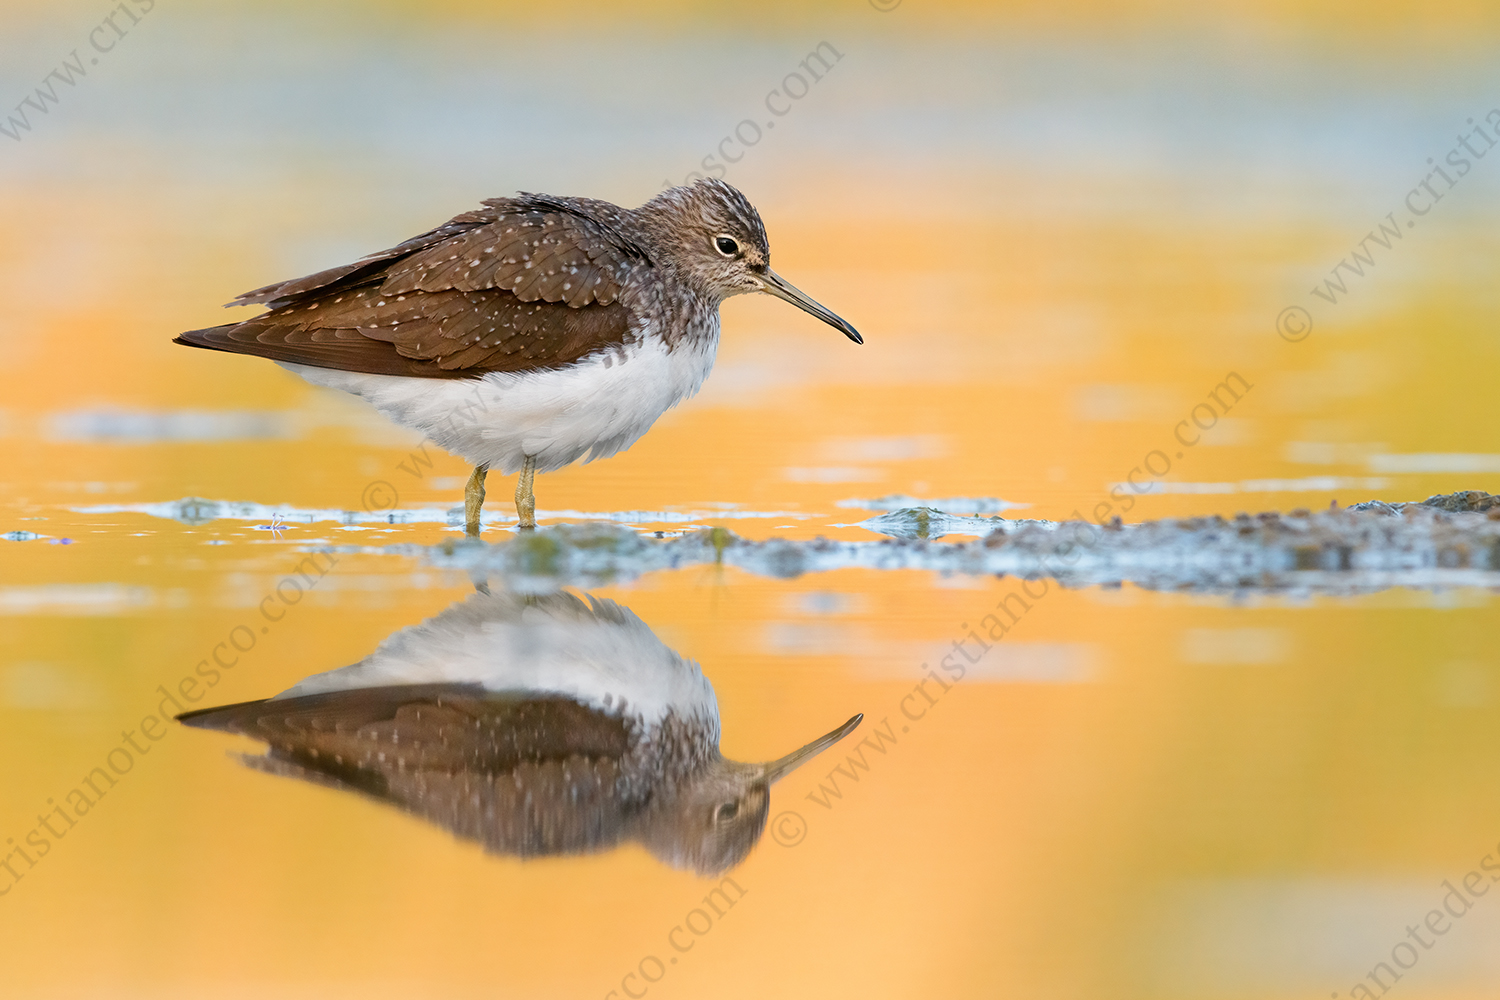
[638,712,863,875]
[637,179,862,344]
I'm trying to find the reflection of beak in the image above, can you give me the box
[762,714,864,784]
[759,269,863,344]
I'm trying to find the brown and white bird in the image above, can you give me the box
[174,179,861,532]
[177,589,861,875]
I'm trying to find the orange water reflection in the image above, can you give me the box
[3,2,1500,998]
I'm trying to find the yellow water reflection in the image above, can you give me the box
[2,1,1500,998]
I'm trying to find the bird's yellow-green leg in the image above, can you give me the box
[464,464,488,537]
[515,456,537,529]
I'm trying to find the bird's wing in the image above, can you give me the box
[175,197,648,377]
[179,684,633,771]
[226,210,498,309]
[180,685,641,858]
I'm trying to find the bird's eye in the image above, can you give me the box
[714,802,739,823]
[714,235,739,257]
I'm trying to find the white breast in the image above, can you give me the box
[280,326,719,475]
[274,591,720,732]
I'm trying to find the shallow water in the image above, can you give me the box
[4,3,1500,999]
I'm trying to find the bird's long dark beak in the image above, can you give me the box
[761,713,864,784]
[760,269,863,344]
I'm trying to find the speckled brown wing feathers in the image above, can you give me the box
[175,197,648,377]
[178,684,632,772]
[226,210,497,309]
[378,200,638,307]
[180,685,641,857]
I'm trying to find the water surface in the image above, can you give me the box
[3,3,1500,998]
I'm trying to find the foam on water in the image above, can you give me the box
[68,497,817,529]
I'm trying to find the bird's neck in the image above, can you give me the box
[624,206,726,304]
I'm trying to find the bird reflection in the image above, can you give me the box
[178,589,860,875]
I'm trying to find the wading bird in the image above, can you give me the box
[175,179,861,533]
[179,589,861,874]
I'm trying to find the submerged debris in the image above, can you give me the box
[329,491,1500,596]
[854,506,1007,540]
[837,494,1028,515]
[1349,490,1500,515]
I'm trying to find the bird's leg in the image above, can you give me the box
[464,464,488,537]
[515,456,537,529]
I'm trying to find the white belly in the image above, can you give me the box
[274,592,720,733]
[280,333,718,474]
